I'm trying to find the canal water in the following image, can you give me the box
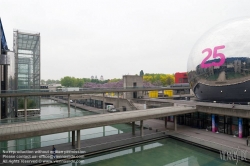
[0,99,135,152]
[58,138,249,166]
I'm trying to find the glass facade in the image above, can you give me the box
[11,30,41,117]
[177,113,250,138]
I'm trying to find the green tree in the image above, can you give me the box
[41,79,46,85]
[18,98,37,109]
[61,76,75,87]
[140,70,144,76]
[109,78,121,82]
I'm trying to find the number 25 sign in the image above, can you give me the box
[200,45,225,68]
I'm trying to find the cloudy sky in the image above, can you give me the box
[1,0,250,80]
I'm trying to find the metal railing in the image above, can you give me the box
[0,127,141,153]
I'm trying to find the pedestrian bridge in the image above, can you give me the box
[0,106,195,141]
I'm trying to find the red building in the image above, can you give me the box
[175,72,188,84]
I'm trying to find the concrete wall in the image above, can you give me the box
[71,94,137,111]
[123,75,143,99]
[132,99,174,108]
[133,103,147,110]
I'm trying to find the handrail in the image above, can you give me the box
[0,127,140,152]
[71,131,165,151]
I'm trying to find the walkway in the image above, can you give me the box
[0,107,195,141]
[2,129,165,166]
[2,118,250,165]
[141,119,250,160]
[51,97,105,114]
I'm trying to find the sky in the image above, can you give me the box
[1,0,250,80]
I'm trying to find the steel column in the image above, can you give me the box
[24,97,27,122]
[68,94,70,116]
[72,131,75,146]
[102,93,105,113]
[174,116,177,131]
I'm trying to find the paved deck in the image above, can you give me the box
[141,119,250,160]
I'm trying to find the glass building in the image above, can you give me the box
[11,30,41,117]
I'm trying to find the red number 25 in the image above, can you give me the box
[200,45,225,68]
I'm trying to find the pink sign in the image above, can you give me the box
[201,45,226,68]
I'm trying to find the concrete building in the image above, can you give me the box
[123,75,143,99]
[48,84,61,92]
[61,87,79,92]
[100,75,104,81]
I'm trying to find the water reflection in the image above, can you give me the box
[0,99,133,152]
[60,139,248,166]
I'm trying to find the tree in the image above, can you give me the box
[140,70,144,76]
[18,98,37,109]
[76,78,84,87]
[41,79,45,85]
[166,74,174,85]
[109,78,121,82]
[143,73,174,86]
[61,76,75,87]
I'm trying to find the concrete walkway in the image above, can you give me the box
[141,119,250,160]
[2,128,165,166]
[3,118,250,165]
[50,97,107,114]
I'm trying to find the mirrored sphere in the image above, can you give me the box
[187,18,250,101]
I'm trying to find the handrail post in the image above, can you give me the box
[24,97,27,122]
[68,94,70,117]
[103,93,105,114]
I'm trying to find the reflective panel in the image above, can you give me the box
[187,18,250,101]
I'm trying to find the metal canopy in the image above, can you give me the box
[17,33,39,51]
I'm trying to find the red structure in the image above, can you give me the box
[175,72,188,83]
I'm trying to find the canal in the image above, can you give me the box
[0,99,136,152]
[58,138,249,166]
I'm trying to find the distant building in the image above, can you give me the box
[48,84,62,92]
[175,72,188,84]
[95,75,97,79]
[91,76,94,79]
[100,75,104,81]
[61,87,79,92]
